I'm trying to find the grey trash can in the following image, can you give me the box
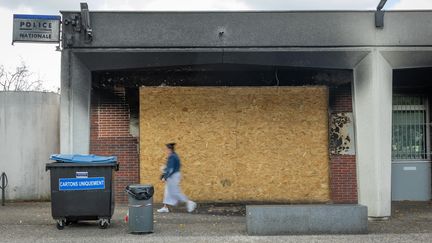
[125,184,154,234]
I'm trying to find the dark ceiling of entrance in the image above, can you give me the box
[92,64,352,88]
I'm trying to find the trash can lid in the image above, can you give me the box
[50,154,117,164]
[125,184,154,200]
[128,184,153,189]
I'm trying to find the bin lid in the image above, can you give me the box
[125,184,154,200]
[50,154,117,163]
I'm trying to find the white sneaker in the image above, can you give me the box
[157,207,169,213]
[186,201,197,213]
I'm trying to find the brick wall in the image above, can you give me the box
[329,84,358,204]
[329,85,353,113]
[90,86,139,204]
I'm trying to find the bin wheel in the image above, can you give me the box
[56,219,66,230]
[98,218,110,229]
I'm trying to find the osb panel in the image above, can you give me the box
[140,87,330,203]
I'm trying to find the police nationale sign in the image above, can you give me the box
[12,14,61,43]
[59,177,105,191]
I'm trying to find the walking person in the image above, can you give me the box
[157,143,197,213]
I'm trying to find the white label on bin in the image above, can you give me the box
[59,177,105,191]
[76,171,88,178]
[403,166,417,171]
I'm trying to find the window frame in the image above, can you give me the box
[391,95,431,163]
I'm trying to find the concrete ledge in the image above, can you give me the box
[246,204,368,235]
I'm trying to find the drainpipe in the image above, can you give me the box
[375,0,388,28]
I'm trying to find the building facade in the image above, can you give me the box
[59,10,432,218]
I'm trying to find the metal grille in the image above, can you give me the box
[392,95,430,161]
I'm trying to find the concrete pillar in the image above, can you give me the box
[353,50,393,218]
[60,51,92,154]
[60,50,71,153]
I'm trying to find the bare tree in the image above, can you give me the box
[0,62,43,91]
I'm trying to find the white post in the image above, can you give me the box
[353,49,393,218]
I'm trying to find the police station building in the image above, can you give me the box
[58,8,432,218]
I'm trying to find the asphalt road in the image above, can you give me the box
[0,202,431,242]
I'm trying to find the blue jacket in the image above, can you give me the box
[163,152,181,179]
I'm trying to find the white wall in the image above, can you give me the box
[0,92,59,200]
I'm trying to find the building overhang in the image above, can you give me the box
[60,11,432,49]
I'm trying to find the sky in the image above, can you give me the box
[1,0,432,91]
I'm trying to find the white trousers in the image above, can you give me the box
[163,172,188,206]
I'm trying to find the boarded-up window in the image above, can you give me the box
[140,87,330,202]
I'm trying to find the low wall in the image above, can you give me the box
[246,204,368,235]
[0,92,60,200]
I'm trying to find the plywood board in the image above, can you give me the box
[140,87,330,203]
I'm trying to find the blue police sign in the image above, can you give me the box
[12,14,61,43]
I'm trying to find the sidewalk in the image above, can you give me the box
[0,202,431,242]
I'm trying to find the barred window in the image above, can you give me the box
[392,95,430,161]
